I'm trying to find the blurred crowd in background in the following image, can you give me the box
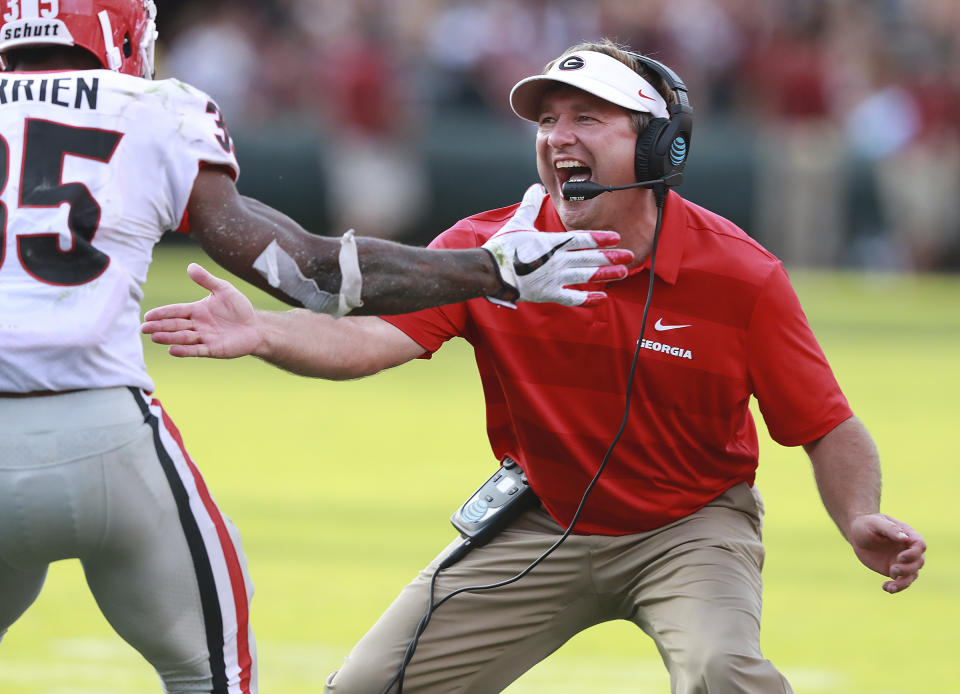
[156,0,960,271]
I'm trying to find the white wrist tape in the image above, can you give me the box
[252,234,363,317]
[337,229,364,316]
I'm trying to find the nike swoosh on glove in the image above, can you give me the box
[480,184,633,308]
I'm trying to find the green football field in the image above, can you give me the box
[1,244,957,693]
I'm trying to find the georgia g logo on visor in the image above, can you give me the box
[558,55,585,71]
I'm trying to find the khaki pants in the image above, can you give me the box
[325,483,791,694]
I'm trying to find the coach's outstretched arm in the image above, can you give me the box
[804,416,926,593]
[143,264,429,380]
[189,173,631,316]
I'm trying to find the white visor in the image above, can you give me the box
[510,50,669,123]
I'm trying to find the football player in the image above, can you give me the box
[0,2,632,693]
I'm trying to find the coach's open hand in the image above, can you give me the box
[142,263,262,359]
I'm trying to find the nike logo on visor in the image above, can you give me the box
[514,238,573,276]
[654,318,692,331]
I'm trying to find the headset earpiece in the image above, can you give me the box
[634,117,671,182]
[626,53,694,186]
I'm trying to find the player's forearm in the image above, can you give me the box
[804,416,882,540]
[233,197,505,314]
[350,240,502,315]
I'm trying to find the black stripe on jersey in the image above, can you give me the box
[128,387,229,693]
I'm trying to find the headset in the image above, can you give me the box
[561,52,694,204]
[628,52,694,187]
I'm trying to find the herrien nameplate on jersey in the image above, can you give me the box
[0,74,99,109]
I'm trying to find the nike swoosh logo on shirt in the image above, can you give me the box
[654,318,692,331]
[513,238,573,276]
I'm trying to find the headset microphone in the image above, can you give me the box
[561,172,683,201]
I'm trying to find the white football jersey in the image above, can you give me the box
[0,69,239,393]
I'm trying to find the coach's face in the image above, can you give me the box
[535,86,641,232]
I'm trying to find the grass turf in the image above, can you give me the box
[1,244,957,693]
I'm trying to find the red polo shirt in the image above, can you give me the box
[383,191,852,534]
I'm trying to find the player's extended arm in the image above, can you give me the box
[142,263,425,379]
[804,416,926,593]
[187,170,632,316]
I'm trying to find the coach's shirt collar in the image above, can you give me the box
[543,190,686,285]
